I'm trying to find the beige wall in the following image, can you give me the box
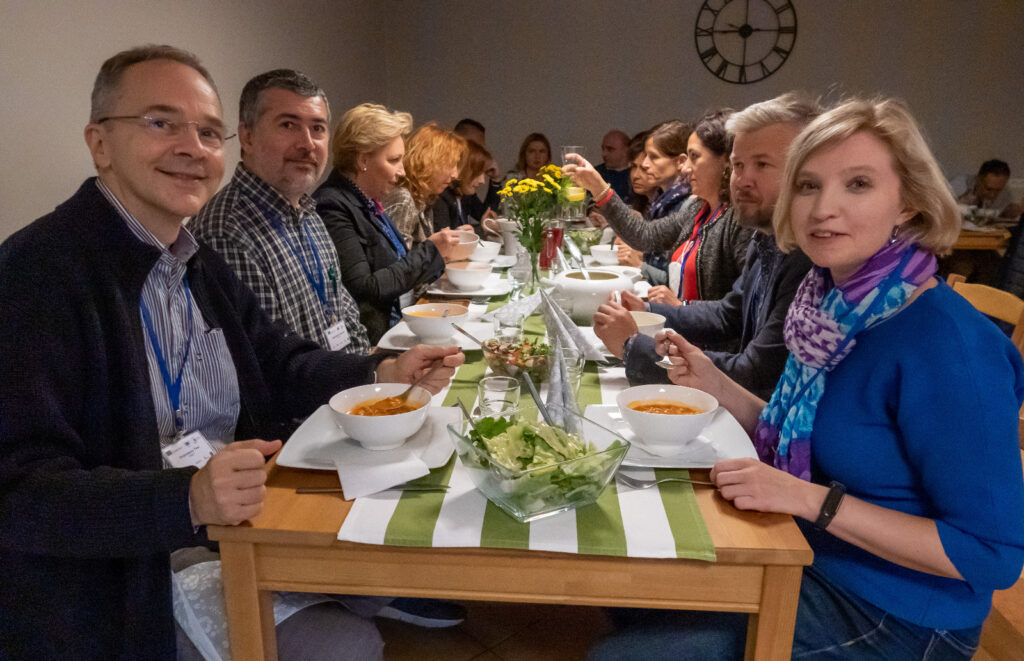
[1,0,1022,240]
[0,0,386,238]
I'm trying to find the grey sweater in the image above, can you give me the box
[597,193,753,302]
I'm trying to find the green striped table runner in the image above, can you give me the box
[337,318,716,560]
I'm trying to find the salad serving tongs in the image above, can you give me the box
[562,235,591,279]
[522,373,555,426]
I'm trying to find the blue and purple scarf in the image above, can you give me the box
[752,240,937,480]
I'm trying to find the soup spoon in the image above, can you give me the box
[654,328,677,370]
[377,362,442,412]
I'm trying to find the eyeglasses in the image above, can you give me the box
[96,115,235,149]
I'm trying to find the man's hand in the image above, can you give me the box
[619,289,646,311]
[189,439,281,527]
[376,345,465,393]
[647,285,683,307]
[593,297,638,359]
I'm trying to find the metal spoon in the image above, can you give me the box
[655,328,677,370]
[451,323,485,349]
[376,362,442,411]
[563,236,590,279]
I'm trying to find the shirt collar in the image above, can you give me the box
[234,162,317,222]
[94,178,198,264]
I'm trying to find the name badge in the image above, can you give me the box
[399,291,415,310]
[326,321,351,351]
[163,430,216,469]
[668,262,682,297]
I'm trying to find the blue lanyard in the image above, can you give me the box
[140,276,195,433]
[254,198,336,319]
[676,204,723,298]
[370,201,408,257]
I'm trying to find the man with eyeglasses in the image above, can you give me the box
[191,70,372,354]
[0,45,462,661]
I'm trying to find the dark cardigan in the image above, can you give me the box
[0,179,382,660]
[314,170,445,343]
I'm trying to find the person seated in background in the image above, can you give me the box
[587,122,692,280]
[453,117,502,223]
[433,138,501,239]
[594,93,819,400]
[596,129,633,202]
[509,131,552,181]
[567,110,752,305]
[614,130,658,267]
[0,45,465,661]
[192,69,371,354]
[953,159,1022,218]
[384,122,466,250]
[315,104,462,344]
[590,98,1024,661]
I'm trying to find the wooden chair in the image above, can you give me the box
[949,275,1024,659]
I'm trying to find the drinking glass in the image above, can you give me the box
[560,146,587,222]
[508,249,533,299]
[477,376,521,416]
[560,345,585,394]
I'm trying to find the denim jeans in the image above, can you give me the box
[587,566,981,661]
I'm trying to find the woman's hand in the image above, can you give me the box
[647,285,683,307]
[593,297,638,359]
[588,211,608,229]
[427,227,462,259]
[561,155,608,197]
[455,224,475,233]
[615,240,642,267]
[711,458,823,518]
[376,345,465,393]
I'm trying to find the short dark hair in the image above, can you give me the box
[238,69,328,128]
[979,159,1011,178]
[90,45,217,122]
[628,130,651,161]
[454,118,485,135]
[693,109,734,158]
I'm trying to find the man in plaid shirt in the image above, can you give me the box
[192,69,371,354]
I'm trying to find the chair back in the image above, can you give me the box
[947,274,1024,448]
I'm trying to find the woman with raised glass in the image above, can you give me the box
[566,110,752,303]
[315,104,462,343]
[589,98,1024,661]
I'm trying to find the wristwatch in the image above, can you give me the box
[814,481,846,530]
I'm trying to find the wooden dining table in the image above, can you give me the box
[953,227,1011,251]
[209,454,812,661]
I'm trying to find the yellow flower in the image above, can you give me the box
[541,186,552,193]
[506,179,517,187]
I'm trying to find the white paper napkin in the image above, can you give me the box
[332,407,459,499]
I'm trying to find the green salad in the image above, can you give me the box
[463,416,625,517]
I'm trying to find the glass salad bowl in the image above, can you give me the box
[447,404,630,523]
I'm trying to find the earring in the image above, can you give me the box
[362,167,367,172]
[889,225,900,244]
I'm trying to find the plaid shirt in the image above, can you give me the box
[191,164,371,354]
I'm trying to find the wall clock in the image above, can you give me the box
[694,0,797,85]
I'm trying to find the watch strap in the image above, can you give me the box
[814,480,846,530]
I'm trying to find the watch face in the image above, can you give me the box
[695,0,797,84]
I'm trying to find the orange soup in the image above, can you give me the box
[628,399,704,415]
[349,397,425,416]
[408,310,447,317]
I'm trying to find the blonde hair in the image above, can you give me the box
[331,103,413,175]
[773,98,960,256]
[398,123,466,207]
[725,91,822,136]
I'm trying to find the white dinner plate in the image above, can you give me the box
[378,320,495,351]
[278,405,457,470]
[491,255,517,268]
[584,404,757,469]
[426,273,512,297]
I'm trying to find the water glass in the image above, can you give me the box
[560,345,585,394]
[477,376,521,416]
[508,249,533,298]
[561,145,585,166]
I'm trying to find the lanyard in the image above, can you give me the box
[140,276,195,433]
[675,203,724,298]
[370,200,408,257]
[254,198,337,319]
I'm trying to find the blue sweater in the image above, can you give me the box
[801,280,1024,629]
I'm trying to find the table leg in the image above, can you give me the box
[745,565,803,661]
[220,542,277,661]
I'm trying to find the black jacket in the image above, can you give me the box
[315,171,445,343]
[0,179,381,660]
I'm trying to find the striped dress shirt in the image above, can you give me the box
[96,180,240,456]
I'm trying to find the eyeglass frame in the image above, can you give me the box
[95,114,236,149]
